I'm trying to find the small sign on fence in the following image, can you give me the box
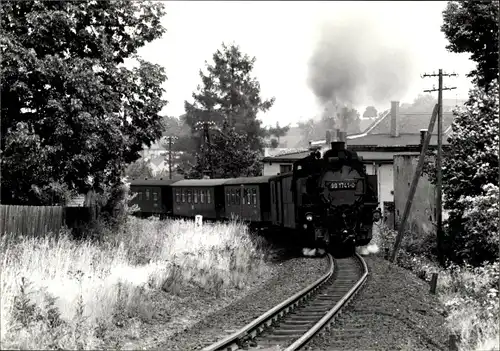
[195,215,203,228]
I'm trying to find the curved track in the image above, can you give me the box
[203,253,368,351]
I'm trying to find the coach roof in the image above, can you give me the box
[129,179,177,186]
[171,179,231,187]
[224,176,273,185]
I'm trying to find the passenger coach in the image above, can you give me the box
[170,179,227,219]
[222,176,272,223]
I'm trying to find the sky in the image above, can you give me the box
[137,1,476,128]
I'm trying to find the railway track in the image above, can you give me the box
[203,253,368,351]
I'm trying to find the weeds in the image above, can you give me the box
[377,223,499,351]
[1,217,269,350]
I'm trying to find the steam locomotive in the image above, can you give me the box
[129,139,381,255]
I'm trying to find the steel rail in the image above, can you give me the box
[284,253,368,351]
[203,254,335,351]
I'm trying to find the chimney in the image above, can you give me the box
[338,131,347,143]
[334,128,341,141]
[419,129,427,147]
[325,130,332,145]
[390,101,400,137]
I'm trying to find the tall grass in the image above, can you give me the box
[0,217,269,350]
[376,224,499,351]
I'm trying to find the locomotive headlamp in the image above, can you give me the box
[306,213,313,222]
[373,209,382,222]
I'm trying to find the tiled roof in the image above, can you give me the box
[262,107,456,162]
[150,156,165,167]
[369,112,455,135]
[265,148,308,157]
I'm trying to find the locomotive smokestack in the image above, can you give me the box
[331,141,345,151]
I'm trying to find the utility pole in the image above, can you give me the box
[194,119,216,179]
[421,69,457,265]
[164,136,178,179]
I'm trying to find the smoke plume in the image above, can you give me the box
[308,14,414,118]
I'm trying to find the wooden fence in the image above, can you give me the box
[0,205,64,237]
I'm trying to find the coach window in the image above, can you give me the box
[138,192,143,201]
[194,189,198,204]
[153,191,158,207]
[146,189,150,201]
[246,189,251,205]
[175,189,180,203]
[200,189,205,203]
[226,190,230,205]
[231,189,235,204]
[181,189,186,203]
[235,189,240,205]
[187,189,192,203]
[207,190,211,204]
[252,189,257,206]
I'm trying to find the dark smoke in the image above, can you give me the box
[308,16,414,114]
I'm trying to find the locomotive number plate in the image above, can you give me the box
[325,180,357,190]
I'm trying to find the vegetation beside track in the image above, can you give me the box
[0,217,271,350]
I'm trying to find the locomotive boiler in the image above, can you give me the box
[291,140,380,254]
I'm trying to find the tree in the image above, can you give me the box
[183,43,274,177]
[268,121,290,146]
[1,1,167,205]
[362,106,378,118]
[186,126,262,179]
[441,0,499,90]
[297,107,361,146]
[425,81,499,265]
[125,159,154,180]
[400,94,438,114]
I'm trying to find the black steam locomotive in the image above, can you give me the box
[129,140,381,255]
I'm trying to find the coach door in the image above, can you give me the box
[276,179,282,225]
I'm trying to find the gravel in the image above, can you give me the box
[152,255,329,351]
[304,255,449,351]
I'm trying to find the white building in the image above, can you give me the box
[261,101,455,227]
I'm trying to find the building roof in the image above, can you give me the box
[150,155,166,167]
[368,111,454,136]
[262,106,456,163]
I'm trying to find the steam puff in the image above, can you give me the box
[307,17,414,107]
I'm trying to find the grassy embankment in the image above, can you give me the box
[1,217,270,350]
[376,224,499,351]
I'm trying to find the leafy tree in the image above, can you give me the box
[297,107,361,146]
[124,158,154,180]
[425,81,499,265]
[1,1,167,205]
[186,126,262,179]
[183,43,274,177]
[267,121,290,147]
[441,0,499,90]
[400,94,438,114]
[362,106,378,118]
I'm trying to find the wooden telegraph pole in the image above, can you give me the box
[194,120,216,179]
[421,70,457,265]
[164,136,178,179]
